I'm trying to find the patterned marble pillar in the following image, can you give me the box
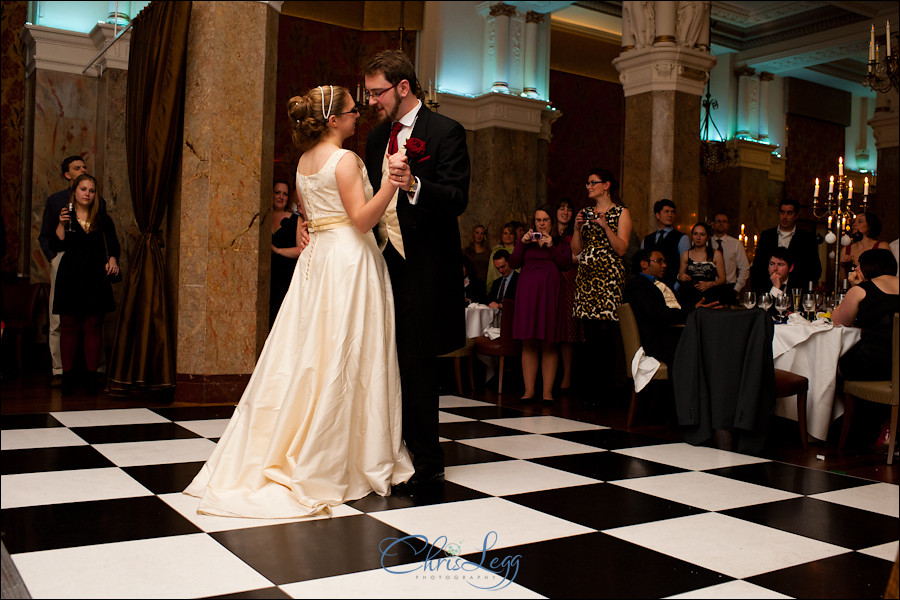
[488,3,515,93]
[174,1,279,398]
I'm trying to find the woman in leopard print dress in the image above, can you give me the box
[571,169,632,388]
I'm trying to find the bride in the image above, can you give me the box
[184,85,414,517]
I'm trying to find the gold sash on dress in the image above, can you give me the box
[307,215,352,232]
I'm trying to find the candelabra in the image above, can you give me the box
[812,157,870,296]
[863,22,898,93]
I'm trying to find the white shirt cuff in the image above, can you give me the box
[407,177,421,205]
[770,286,783,297]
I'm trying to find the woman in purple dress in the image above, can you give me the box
[509,206,573,403]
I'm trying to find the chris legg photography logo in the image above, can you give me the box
[379,531,521,590]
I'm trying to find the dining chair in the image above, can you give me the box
[774,369,810,450]
[438,338,476,397]
[839,313,899,465]
[0,279,48,375]
[617,302,669,428]
[473,298,520,394]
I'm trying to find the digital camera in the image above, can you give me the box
[583,208,597,221]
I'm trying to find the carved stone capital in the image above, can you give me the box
[612,46,717,97]
[490,3,517,18]
[758,71,775,82]
[525,11,545,25]
[734,65,757,78]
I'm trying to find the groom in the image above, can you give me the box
[364,50,470,490]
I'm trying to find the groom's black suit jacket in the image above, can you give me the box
[365,106,470,357]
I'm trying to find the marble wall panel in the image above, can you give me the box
[623,94,652,237]
[1,1,28,274]
[205,309,257,374]
[177,309,207,374]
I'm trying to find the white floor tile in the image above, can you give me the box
[810,482,900,518]
[666,579,792,599]
[370,496,595,555]
[458,434,603,459]
[482,416,604,434]
[605,512,848,579]
[439,397,493,409]
[93,438,217,467]
[175,418,231,438]
[49,408,170,428]
[858,540,900,562]
[11,533,273,599]
[439,411,474,424]
[280,564,544,598]
[611,471,799,512]
[614,443,770,471]
[158,492,361,532]
[1,468,152,509]
[0,427,87,450]
[446,459,600,496]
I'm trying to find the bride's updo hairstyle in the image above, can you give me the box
[287,85,351,152]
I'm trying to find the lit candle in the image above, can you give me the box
[848,180,853,199]
[838,156,843,177]
[356,84,361,103]
[828,215,832,229]
[741,223,745,236]
[871,25,876,62]
[829,176,834,194]
[864,176,869,196]
[888,21,892,57]
[814,178,819,198]
[753,234,757,246]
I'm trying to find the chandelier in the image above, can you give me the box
[699,83,737,175]
[863,22,898,93]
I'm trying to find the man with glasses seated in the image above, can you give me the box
[624,249,719,366]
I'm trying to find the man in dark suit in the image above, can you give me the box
[486,249,518,308]
[623,249,719,366]
[750,199,821,293]
[364,50,470,489]
[640,199,689,290]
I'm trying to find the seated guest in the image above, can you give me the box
[462,255,486,306]
[756,247,806,312]
[485,222,518,290]
[840,212,884,282]
[486,249,518,308]
[832,249,899,381]
[676,221,727,310]
[623,249,718,366]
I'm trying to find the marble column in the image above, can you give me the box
[855,97,870,169]
[489,3,515,93]
[735,66,757,140]
[613,3,716,240]
[757,71,773,143]
[868,89,899,241]
[174,1,279,401]
[523,11,542,99]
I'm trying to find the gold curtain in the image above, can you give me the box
[108,1,191,397]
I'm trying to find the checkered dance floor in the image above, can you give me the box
[2,397,897,598]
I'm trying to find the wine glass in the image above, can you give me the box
[775,294,792,323]
[759,293,773,313]
[791,288,802,313]
[741,291,757,309]
[802,293,816,317]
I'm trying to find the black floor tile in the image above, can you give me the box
[150,406,237,421]
[350,481,488,512]
[722,497,899,550]
[442,440,511,466]
[210,515,439,585]
[506,483,704,531]
[706,462,872,495]
[1,413,64,430]
[465,531,732,599]
[122,462,206,494]
[1,445,115,475]
[438,420,523,440]
[530,451,685,481]
[70,422,202,444]
[1,496,202,553]
[746,551,895,599]
[548,428,670,450]
[204,588,293,599]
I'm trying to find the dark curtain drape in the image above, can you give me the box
[108,1,191,397]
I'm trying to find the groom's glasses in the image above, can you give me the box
[365,83,399,102]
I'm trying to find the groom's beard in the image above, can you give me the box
[378,89,403,124]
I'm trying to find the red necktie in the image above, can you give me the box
[388,121,403,155]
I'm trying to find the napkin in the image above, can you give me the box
[483,327,501,340]
[468,303,489,309]
[786,312,810,325]
[631,347,660,392]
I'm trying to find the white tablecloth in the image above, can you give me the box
[772,321,861,440]
[465,304,499,339]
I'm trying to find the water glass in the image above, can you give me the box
[759,293,774,312]
[802,294,816,316]
[741,291,757,309]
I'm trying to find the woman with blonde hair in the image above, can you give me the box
[186,84,414,518]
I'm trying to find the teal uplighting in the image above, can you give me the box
[29,1,151,34]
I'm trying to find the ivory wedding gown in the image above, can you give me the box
[184,148,414,517]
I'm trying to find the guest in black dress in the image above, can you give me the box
[833,249,899,381]
[51,174,120,396]
[270,179,302,327]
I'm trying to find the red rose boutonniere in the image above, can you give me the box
[404,138,431,164]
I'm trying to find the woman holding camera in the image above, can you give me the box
[52,174,120,395]
[509,206,572,403]
[571,169,632,391]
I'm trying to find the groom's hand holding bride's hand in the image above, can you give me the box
[387,152,411,189]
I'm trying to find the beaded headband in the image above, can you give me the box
[318,85,334,121]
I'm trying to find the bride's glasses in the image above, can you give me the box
[334,107,360,116]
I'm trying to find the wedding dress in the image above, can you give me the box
[184,148,414,518]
